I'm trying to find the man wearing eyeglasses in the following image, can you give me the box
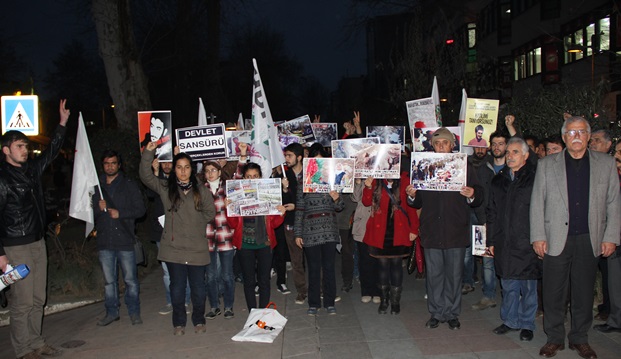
[531,116,620,359]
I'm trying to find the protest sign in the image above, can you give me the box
[353,143,401,179]
[413,126,461,153]
[472,225,492,257]
[277,115,316,148]
[138,110,173,161]
[331,137,380,159]
[302,158,355,193]
[176,124,226,161]
[366,126,405,147]
[310,123,338,147]
[406,97,438,133]
[225,130,254,160]
[410,152,467,191]
[464,98,499,148]
[226,178,283,217]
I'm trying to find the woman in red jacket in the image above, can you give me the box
[362,171,419,314]
[226,163,286,310]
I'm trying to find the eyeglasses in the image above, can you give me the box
[565,129,589,136]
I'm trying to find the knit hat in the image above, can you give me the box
[431,127,455,146]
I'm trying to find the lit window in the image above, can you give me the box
[599,17,610,51]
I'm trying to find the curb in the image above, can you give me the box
[0,299,100,327]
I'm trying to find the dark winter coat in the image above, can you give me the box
[487,161,541,279]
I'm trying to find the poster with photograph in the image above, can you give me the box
[176,124,226,161]
[353,143,401,179]
[224,130,254,159]
[406,97,438,131]
[472,225,492,257]
[366,126,405,147]
[225,178,283,217]
[464,98,499,148]
[331,137,380,159]
[277,115,316,148]
[302,158,355,193]
[410,152,467,191]
[412,126,461,153]
[310,123,338,147]
[138,110,173,161]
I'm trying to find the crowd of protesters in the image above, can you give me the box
[3,105,621,359]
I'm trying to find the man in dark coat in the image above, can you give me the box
[487,137,541,342]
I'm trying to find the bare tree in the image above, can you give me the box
[92,0,151,131]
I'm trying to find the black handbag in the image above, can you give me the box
[406,241,417,275]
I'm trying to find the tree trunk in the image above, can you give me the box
[92,0,151,131]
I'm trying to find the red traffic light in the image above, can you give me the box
[445,39,454,44]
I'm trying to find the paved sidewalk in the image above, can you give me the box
[1,266,621,358]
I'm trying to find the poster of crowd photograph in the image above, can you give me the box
[353,143,401,179]
[138,110,173,161]
[277,115,316,149]
[412,126,461,153]
[406,97,438,131]
[410,152,467,191]
[310,123,338,147]
[226,178,283,217]
[176,124,227,161]
[302,158,355,193]
[366,126,405,147]
[224,130,254,160]
[463,98,499,148]
[331,137,380,159]
[472,225,492,257]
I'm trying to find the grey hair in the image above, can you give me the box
[507,137,529,155]
[560,116,591,136]
[592,129,612,142]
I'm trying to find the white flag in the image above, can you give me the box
[198,97,207,126]
[69,114,102,237]
[251,58,286,178]
[431,76,443,126]
[458,88,472,154]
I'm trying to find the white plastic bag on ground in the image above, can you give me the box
[231,302,287,343]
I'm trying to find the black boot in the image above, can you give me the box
[390,286,402,314]
[378,285,390,314]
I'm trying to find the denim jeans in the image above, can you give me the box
[500,279,537,331]
[482,256,497,299]
[166,262,206,327]
[238,246,272,310]
[98,250,140,317]
[305,242,337,308]
[463,246,475,286]
[157,242,190,305]
[206,249,235,309]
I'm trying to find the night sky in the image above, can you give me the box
[1,0,367,98]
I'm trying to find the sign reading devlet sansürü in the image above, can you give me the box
[176,124,226,161]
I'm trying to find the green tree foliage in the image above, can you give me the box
[502,82,613,138]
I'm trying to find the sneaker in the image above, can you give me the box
[255,285,259,296]
[224,308,235,319]
[286,262,292,271]
[372,296,381,304]
[448,318,461,330]
[471,297,497,311]
[277,284,291,294]
[205,308,222,319]
[158,304,173,315]
[96,315,119,326]
[295,293,306,305]
[194,323,206,334]
[35,344,62,357]
[461,284,475,295]
[130,314,143,325]
[307,307,318,316]
[185,304,192,314]
[174,326,185,336]
[361,296,372,303]
[270,268,277,278]
[327,306,337,315]
[335,296,341,302]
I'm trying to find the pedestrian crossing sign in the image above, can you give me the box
[1,95,39,136]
